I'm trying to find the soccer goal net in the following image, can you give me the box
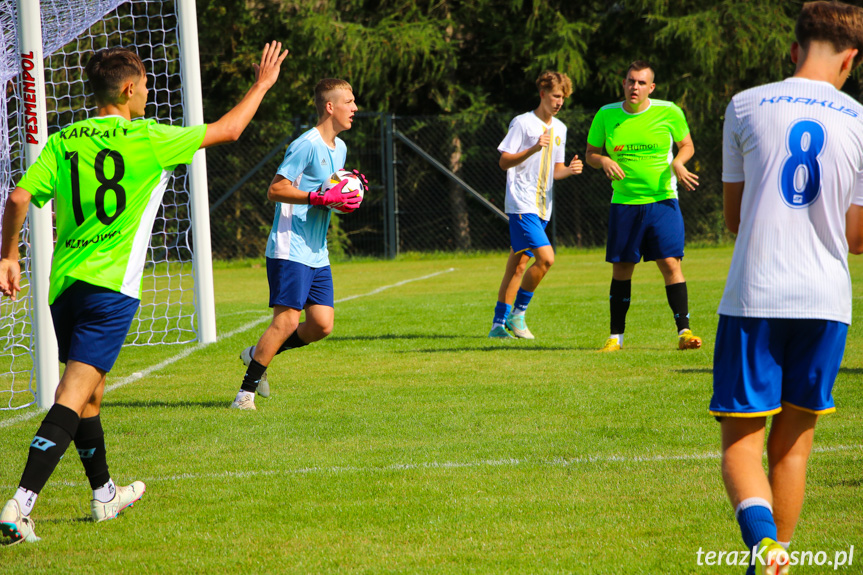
[1,0,215,411]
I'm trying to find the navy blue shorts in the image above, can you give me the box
[606,199,685,263]
[710,315,847,418]
[266,258,334,310]
[50,281,140,372]
[508,213,550,258]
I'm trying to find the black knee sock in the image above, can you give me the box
[609,279,631,334]
[19,404,80,494]
[241,359,268,393]
[665,281,691,331]
[276,330,309,355]
[74,415,110,490]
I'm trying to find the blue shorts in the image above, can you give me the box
[606,199,685,263]
[710,315,847,418]
[509,213,550,258]
[266,258,334,310]
[50,281,140,372]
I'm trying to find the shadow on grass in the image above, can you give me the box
[398,346,584,353]
[830,477,863,487]
[101,399,227,409]
[839,367,863,375]
[326,334,477,341]
[36,514,140,526]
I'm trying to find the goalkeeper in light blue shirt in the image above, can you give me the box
[232,78,367,410]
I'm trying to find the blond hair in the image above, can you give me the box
[535,71,572,98]
[314,78,353,118]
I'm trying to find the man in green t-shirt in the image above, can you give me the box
[0,43,287,544]
[585,60,702,353]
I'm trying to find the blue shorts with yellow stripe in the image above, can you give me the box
[710,315,847,418]
[509,213,550,258]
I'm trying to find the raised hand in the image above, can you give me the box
[253,42,289,90]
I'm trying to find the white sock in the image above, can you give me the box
[511,309,525,316]
[13,487,37,516]
[93,478,117,503]
[610,334,623,345]
[735,497,773,517]
[778,541,790,550]
[235,390,254,402]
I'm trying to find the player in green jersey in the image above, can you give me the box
[585,60,702,353]
[0,43,287,544]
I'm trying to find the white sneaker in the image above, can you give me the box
[230,392,256,410]
[0,499,40,544]
[240,346,270,398]
[91,481,146,523]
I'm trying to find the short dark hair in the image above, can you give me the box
[796,1,863,67]
[627,60,655,82]
[84,48,146,106]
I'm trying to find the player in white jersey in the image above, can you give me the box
[713,2,863,572]
[231,78,366,410]
[488,71,582,339]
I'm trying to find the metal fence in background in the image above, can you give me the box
[204,110,727,260]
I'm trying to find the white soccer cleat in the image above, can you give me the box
[0,499,40,544]
[230,392,256,411]
[505,314,535,339]
[91,481,146,523]
[240,346,269,398]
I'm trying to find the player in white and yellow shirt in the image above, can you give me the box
[489,71,582,339]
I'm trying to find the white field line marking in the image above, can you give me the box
[3,444,860,490]
[0,268,456,429]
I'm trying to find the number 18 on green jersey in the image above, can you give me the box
[18,116,205,304]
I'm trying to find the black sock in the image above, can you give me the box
[609,279,631,334]
[241,358,268,393]
[276,330,308,355]
[19,404,80,494]
[665,281,691,331]
[74,415,110,490]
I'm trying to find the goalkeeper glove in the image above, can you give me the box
[308,179,361,213]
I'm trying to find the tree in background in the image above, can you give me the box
[196,0,818,255]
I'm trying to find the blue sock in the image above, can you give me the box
[493,302,511,326]
[513,289,534,314]
[736,499,777,574]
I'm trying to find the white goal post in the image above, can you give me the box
[1,0,216,411]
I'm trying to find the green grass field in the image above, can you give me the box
[2,247,862,573]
